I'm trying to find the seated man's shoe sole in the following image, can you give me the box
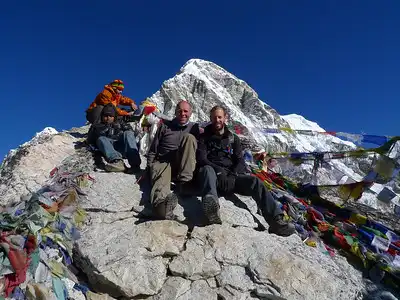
[202,195,222,225]
[268,222,296,237]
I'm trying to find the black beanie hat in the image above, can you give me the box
[101,104,117,117]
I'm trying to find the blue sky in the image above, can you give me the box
[1,1,399,161]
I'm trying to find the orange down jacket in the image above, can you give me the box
[86,85,135,116]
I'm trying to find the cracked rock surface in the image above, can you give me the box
[76,218,188,298]
[74,166,390,300]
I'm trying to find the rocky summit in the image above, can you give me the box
[0,59,399,299]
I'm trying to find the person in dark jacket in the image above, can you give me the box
[196,105,295,236]
[87,103,141,172]
[147,100,200,220]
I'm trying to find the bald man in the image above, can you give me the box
[147,101,201,220]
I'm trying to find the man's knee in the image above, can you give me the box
[249,176,265,190]
[235,175,260,192]
[150,162,171,181]
[122,131,137,143]
[97,136,109,144]
[182,133,196,141]
[201,165,216,175]
[123,131,135,138]
[181,133,197,147]
[198,165,217,181]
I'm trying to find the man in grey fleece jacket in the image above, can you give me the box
[147,101,200,219]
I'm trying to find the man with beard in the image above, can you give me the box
[196,105,295,236]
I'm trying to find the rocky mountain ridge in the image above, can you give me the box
[0,59,399,300]
[1,126,396,300]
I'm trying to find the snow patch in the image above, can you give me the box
[21,127,58,148]
[282,114,326,132]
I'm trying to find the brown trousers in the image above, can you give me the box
[150,133,197,206]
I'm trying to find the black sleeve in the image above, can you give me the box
[147,123,164,166]
[196,134,226,174]
[230,135,246,174]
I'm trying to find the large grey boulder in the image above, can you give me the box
[76,217,188,298]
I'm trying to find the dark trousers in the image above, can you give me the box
[197,165,283,221]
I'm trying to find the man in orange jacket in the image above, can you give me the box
[86,79,138,124]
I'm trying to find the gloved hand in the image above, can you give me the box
[217,172,236,194]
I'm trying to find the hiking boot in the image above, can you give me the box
[202,194,222,225]
[153,194,178,220]
[268,215,296,237]
[164,193,179,220]
[105,160,125,172]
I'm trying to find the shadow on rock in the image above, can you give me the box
[133,171,157,225]
[224,194,266,231]
[73,140,89,151]
[72,245,126,299]
[135,170,151,206]
[91,150,106,171]
[174,181,210,228]
[178,195,206,228]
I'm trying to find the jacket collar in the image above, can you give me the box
[171,118,191,128]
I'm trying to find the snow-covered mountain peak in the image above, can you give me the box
[29,126,58,140]
[282,114,326,132]
[180,58,244,83]
[150,58,288,146]
[148,58,396,212]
